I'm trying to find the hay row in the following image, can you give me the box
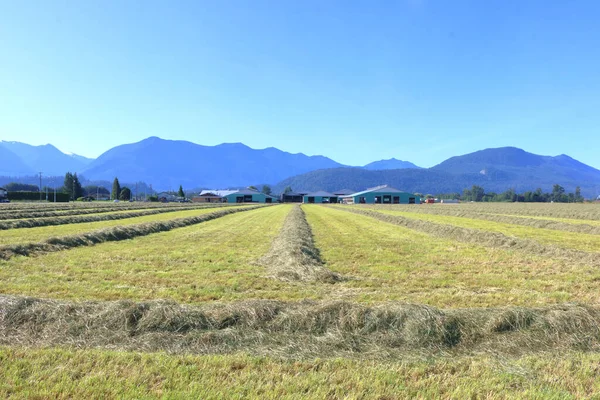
[1,295,599,359]
[455,204,600,221]
[258,205,344,283]
[0,204,227,230]
[365,205,600,235]
[334,207,600,267]
[0,205,266,260]
[0,203,200,220]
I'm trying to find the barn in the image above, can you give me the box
[341,185,420,205]
[196,189,275,203]
[303,191,338,204]
[280,191,306,203]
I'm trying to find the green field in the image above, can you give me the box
[0,202,599,398]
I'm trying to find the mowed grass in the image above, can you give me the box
[1,347,598,399]
[0,205,296,302]
[0,206,245,246]
[304,206,600,307]
[361,207,600,253]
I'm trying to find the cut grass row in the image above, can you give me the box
[0,203,208,221]
[0,205,264,261]
[378,204,600,233]
[0,205,293,302]
[1,347,598,399]
[0,204,229,230]
[440,203,600,221]
[347,206,600,254]
[2,295,600,358]
[0,206,253,246]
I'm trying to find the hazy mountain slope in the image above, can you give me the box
[0,146,34,176]
[363,158,421,170]
[81,137,343,189]
[274,148,600,198]
[0,141,93,175]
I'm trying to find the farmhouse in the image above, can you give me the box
[341,185,420,204]
[303,191,338,204]
[195,189,275,203]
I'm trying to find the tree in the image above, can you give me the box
[283,186,293,194]
[119,187,131,201]
[64,172,74,199]
[72,173,83,199]
[471,185,485,202]
[575,186,583,202]
[111,177,121,200]
[177,185,185,198]
[261,185,272,195]
[5,183,39,192]
[552,184,565,202]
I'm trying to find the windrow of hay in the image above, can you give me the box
[365,205,600,235]
[0,204,229,230]
[1,295,599,359]
[0,203,205,221]
[0,205,266,260]
[258,205,345,283]
[335,207,600,267]
[446,203,600,222]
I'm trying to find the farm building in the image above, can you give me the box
[195,189,275,203]
[333,189,354,196]
[0,187,7,199]
[341,185,420,205]
[280,191,307,203]
[303,191,338,204]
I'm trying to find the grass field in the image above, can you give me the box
[0,205,245,246]
[1,201,599,397]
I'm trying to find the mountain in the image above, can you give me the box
[274,147,600,198]
[363,158,421,170]
[0,141,94,176]
[81,137,344,189]
[0,146,34,176]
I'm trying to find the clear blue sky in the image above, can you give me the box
[1,0,599,168]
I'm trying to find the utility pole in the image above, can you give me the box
[54,180,56,203]
[72,179,75,202]
[39,172,43,202]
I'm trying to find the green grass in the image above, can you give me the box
[0,346,598,399]
[0,205,298,303]
[362,207,600,253]
[303,205,600,307]
[0,206,245,246]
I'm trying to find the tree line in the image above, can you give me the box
[432,184,585,203]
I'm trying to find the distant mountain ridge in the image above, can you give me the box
[1,138,598,198]
[0,141,93,176]
[363,158,421,170]
[79,137,344,189]
[274,147,600,198]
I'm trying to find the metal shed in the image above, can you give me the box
[303,191,338,204]
[341,185,420,205]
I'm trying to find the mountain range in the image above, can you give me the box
[1,137,599,198]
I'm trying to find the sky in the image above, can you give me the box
[1,0,599,168]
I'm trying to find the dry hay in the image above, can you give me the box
[365,205,600,235]
[0,204,227,230]
[1,295,599,360]
[0,205,265,260]
[258,205,345,283]
[337,207,600,267]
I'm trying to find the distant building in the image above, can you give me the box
[303,191,338,204]
[333,189,354,196]
[280,191,306,203]
[0,187,7,199]
[195,189,276,203]
[340,185,420,205]
[156,192,177,202]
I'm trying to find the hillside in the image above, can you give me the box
[81,137,344,189]
[0,141,93,176]
[274,147,600,198]
[363,158,421,170]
